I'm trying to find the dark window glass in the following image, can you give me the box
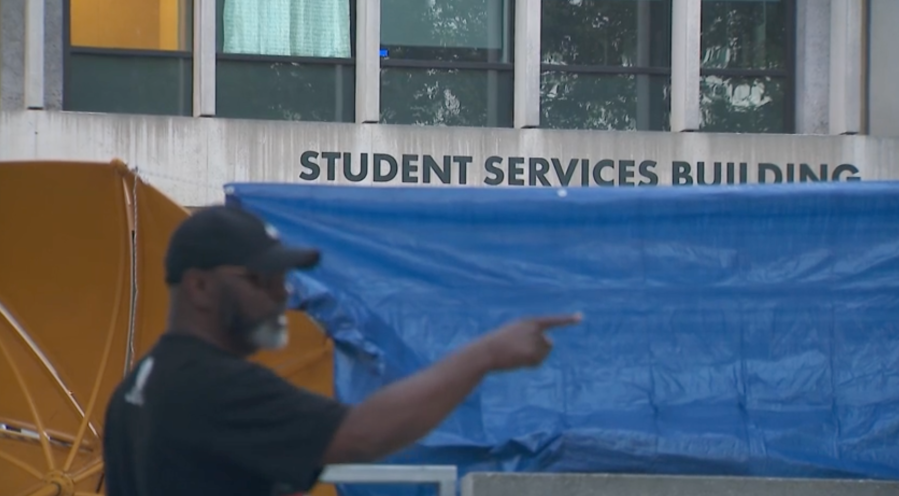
[65,53,192,116]
[701,0,786,70]
[215,0,355,122]
[700,0,792,133]
[540,0,671,131]
[64,0,193,115]
[217,61,354,122]
[381,0,513,63]
[700,75,786,133]
[541,0,672,67]
[379,0,513,128]
[380,68,513,127]
[541,73,670,131]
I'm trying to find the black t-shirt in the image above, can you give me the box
[103,334,349,496]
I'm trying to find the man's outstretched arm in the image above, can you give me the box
[322,314,582,464]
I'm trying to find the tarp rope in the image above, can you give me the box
[123,167,140,375]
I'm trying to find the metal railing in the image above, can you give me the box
[322,464,457,496]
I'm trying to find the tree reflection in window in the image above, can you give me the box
[700,0,793,133]
[540,0,672,132]
[379,0,514,128]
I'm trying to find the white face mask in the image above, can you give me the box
[248,314,289,350]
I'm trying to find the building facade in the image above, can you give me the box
[0,0,897,206]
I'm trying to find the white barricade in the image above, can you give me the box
[322,464,457,496]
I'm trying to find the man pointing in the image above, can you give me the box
[102,205,581,496]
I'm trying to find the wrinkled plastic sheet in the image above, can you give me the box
[225,182,899,496]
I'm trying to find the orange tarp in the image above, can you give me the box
[0,160,336,496]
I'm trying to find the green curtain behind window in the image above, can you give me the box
[222,0,351,57]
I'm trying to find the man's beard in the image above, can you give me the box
[221,291,288,351]
[247,313,289,350]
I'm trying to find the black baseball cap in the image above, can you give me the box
[164,205,320,284]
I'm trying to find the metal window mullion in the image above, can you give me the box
[670,0,701,132]
[829,0,863,135]
[24,0,45,110]
[356,0,380,124]
[514,0,541,128]
[193,0,216,117]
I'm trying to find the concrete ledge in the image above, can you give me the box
[461,473,899,496]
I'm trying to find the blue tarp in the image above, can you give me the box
[225,182,899,496]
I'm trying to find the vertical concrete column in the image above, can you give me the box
[194,0,216,117]
[513,0,541,129]
[828,0,863,135]
[355,0,380,124]
[43,0,63,110]
[794,0,831,134]
[24,0,45,109]
[0,0,25,110]
[670,0,701,132]
[865,0,899,136]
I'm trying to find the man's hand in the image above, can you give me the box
[474,314,583,371]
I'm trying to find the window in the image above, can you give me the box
[541,0,672,131]
[700,0,795,133]
[216,0,355,123]
[380,0,514,128]
[64,0,193,116]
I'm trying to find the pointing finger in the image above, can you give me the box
[532,313,583,331]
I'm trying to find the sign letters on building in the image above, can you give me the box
[298,151,862,187]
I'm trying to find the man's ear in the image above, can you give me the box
[180,269,219,311]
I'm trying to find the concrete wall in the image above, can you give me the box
[868,0,899,137]
[461,473,899,496]
[2,110,898,206]
[2,0,897,207]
